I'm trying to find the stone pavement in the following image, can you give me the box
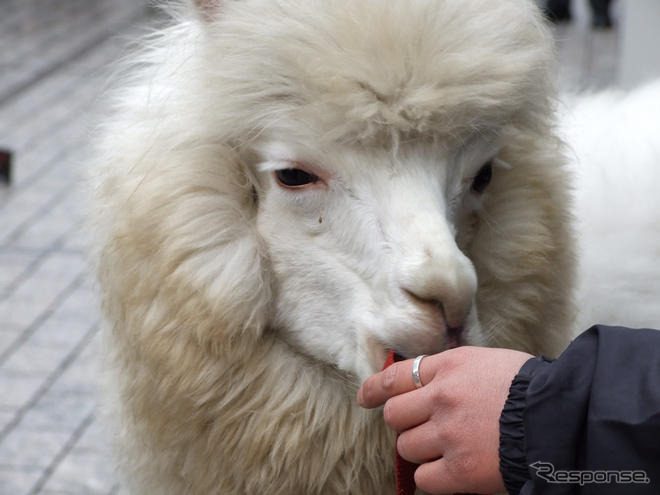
[0,1,155,493]
[0,1,618,494]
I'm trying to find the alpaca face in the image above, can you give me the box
[254,139,496,379]
[164,0,567,380]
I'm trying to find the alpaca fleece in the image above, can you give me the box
[92,0,576,493]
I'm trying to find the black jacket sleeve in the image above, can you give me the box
[499,325,660,495]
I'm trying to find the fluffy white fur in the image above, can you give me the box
[564,80,660,331]
[91,0,657,493]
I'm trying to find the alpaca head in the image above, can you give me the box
[97,0,574,386]
[255,139,496,377]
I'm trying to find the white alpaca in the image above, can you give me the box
[91,0,659,493]
[564,81,660,332]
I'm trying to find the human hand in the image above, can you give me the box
[357,346,533,494]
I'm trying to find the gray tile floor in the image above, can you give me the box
[1,1,154,493]
[0,1,620,493]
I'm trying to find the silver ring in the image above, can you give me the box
[412,355,427,389]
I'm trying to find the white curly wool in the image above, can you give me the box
[91,0,583,493]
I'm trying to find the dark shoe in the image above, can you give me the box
[592,12,613,28]
[544,0,572,23]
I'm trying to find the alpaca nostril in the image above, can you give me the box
[402,289,469,343]
[403,289,448,322]
[403,290,444,313]
[403,288,471,328]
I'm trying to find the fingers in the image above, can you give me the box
[396,420,443,464]
[383,390,431,432]
[357,355,436,408]
[414,458,465,495]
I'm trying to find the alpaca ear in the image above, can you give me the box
[192,0,223,21]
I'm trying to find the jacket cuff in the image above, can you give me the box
[499,357,552,495]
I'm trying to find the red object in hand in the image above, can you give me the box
[383,350,419,495]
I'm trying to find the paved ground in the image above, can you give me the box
[0,1,154,493]
[0,1,620,494]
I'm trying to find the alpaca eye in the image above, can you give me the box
[275,168,319,188]
[471,161,493,194]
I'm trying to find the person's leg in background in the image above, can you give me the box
[590,0,613,28]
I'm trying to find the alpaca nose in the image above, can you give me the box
[400,244,477,330]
